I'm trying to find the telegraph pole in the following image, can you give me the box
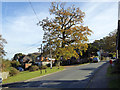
[38,44,43,74]
[37,44,42,53]
[41,44,42,53]
[38,48,41,52]
[50,39,52,69]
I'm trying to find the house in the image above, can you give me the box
[42,58,55,66]
[35,55,55,66]
[19,55,32,63]
[36,55,43,62]
[24,63,32,69]
[19,55,32,69]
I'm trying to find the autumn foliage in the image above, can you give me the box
[38,2,92,60]
[0,34,7,57]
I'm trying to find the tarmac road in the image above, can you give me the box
[2,61,107,88]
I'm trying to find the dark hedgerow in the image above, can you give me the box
[40,65,48,69]
[29,65,39,72]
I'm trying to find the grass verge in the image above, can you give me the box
[2,66,64,84]
[107,65,120,88]
[109,78,120,88]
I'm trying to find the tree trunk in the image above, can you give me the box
[62,31,65,48]
[57,60,60,69]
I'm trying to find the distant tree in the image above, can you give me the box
[0,34,7,57]
[38,2,92,64]
[89,30,117,54]
[103,30,116,52]
[27,53,40,62]
[13,53,25,61]
[87,43,99,56]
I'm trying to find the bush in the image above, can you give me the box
[101,56,105,60]
[11,60,21,68]
[29,65,39,72]
[39,65,48,70]
[46,63,50,67]
[9,67,19,76]
[2,59,11,72]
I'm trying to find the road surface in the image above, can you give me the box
[88,63,109,88]
[2,61,107,88]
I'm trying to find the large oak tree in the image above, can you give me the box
[38,2,92,61]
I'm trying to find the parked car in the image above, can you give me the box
[93,57,100,62]
[16,67,24,72]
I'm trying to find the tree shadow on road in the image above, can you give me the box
[79,68,96,71]
[2,63,107,88]
[2,79,90,88]
[2,74,95,88]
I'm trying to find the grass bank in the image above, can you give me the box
[2,66,64,84]
[107,64,120,88]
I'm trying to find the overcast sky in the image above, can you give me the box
[2,1,118,59]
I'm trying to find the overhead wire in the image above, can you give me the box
[10,0,42,53]
[4,1,42,59]
[7,40,42,55]
[19,0,42,52]
[28,0,40,22]
[22,42,41,52]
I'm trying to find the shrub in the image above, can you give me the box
[101,56,105,60]
[29,65,39,72]
[46,63,50,67]
[11,60,21,68]
[42,65,48,69]
[9,67,19,76]
[39,65,48,70]
[1,59,11,72]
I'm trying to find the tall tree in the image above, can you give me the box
[38,2,92,61]
[0,34,7,57]
[89,30,117,54]
[13,53,25,61]
[103,30,117,52]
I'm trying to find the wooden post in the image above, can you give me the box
[117,20,120,58]
[117,2,120,59]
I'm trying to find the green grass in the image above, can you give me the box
[107,65,120,88]
[2,66,64,84]
[107,65,114,76]
[109,77,120,88]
